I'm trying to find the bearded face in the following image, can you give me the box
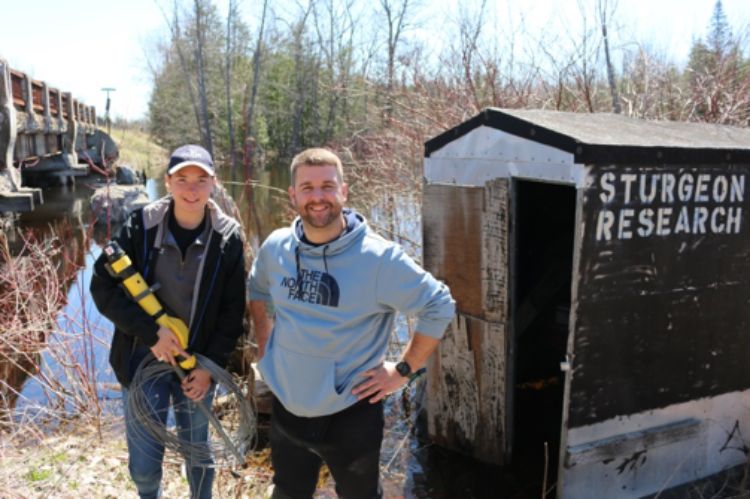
[289,164,348,236]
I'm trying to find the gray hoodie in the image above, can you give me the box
[248,210,455,417]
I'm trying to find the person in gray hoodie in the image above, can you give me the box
[248,148,455,499]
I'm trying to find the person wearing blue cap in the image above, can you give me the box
[90,144,246,498]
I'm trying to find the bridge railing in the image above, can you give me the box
[0,58,118,213]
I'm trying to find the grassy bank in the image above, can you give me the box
[110,125,168,179]
[0,416,277,498]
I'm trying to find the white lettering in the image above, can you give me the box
[712,176,728,202]
[730,175,745,202]
[656,207,673,236]
[678,173,694,202]
[693,207,708,234]
[695,174,711,202]
[595,172,744,242]
[726,207,742,233]
[600,172,616,203]
[621,174,637,203]
[674,206,691,234]
[637,208,655,237]
[596,210,615,241]
[710,207,726,233]
[661,174,675,203]
[639,174,659,203]
[618,209,635,239]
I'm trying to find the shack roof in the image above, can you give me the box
[425,108,750,164]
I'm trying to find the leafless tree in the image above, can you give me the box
[619,46,685,120]
[598,0,621,113]
[225,0,239,179]
[158,1,205,145]
[194,0,214,156]
[312,0,358,142]
[378,0,413,119]
[456,0,488,112]
[244,0,270,168]
[242,0,270,241]
[289,2,315,155]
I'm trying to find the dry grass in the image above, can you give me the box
[0,232,67,421]
[110,125,168,179]
[0,417,279,498]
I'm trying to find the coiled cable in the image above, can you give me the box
[127,352,256,466]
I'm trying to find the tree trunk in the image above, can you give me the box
[225,0,237,181]
[244,0,269,168]
[162,3,203,146]
[600,0,621,114]
[243,0,269,241]
[194,0,214,156]
[380,0,410,122]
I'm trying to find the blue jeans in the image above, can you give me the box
[123,373,215,499]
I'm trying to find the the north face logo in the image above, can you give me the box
[281,269,340,307]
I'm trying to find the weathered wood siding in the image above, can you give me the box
[423,179,509,464]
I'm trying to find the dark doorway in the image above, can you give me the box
[510,180,576,497]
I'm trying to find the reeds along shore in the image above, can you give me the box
[0,223,100,429]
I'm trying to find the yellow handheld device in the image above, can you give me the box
[102,240,197,370]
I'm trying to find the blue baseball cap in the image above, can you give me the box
[167,144,215,176]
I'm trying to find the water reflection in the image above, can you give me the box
[223,166,292,247]
[16,248,122,423]
[9,177,162,422]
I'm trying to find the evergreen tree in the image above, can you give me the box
[683,0,749,124]
[707,0,731,59]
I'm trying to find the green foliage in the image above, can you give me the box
[147,0,371,175]
[25,468,52,483]
[687,39,712,76]
[148,0,253,162]
[707,0,732,57]
[683,0,749,124]
[145,0,750,191]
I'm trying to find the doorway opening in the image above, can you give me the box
[510,179,576,496]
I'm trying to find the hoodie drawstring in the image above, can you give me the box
[295,245,302,288]
[295,244,330,285]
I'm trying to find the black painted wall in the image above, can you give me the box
[569,164,750,428]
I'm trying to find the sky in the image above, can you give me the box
[1,0,747,122]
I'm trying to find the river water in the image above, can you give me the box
[8,172,509,498]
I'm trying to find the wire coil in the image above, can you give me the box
[127,353,256,466]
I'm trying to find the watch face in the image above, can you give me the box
[396,361,411,377]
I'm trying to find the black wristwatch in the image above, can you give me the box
[395,361,412,378]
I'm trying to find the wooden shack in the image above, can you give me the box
[423,108,750,498]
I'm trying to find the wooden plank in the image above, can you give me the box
[482,178,509,323]
[10,70,25,108]
[423,184,484,317]
[427,314,506,464]
[424,177,510,465]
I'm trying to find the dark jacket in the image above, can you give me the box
[90,197,246,387]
